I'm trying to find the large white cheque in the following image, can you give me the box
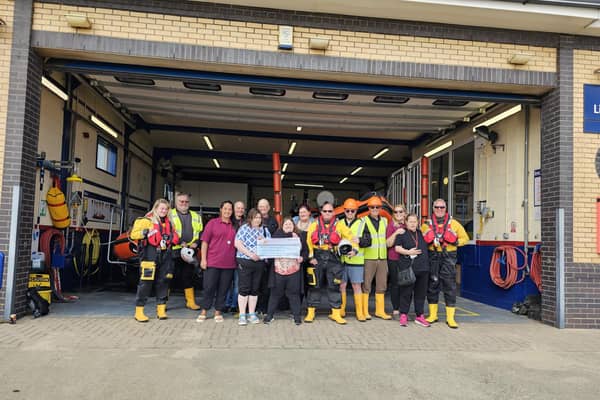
[256,236,301,258]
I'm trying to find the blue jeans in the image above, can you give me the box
[224,269,239,308]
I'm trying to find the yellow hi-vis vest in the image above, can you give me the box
[170,209,203,250]
[339,218,365,265]
[363,216,387,260]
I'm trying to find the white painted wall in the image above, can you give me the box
[177,180,248,209]
[474,107,541,242]
[413,106,541,242]
[35,87,65,227]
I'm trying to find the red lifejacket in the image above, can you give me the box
[425,214,457,246]
[311,216,341,246]
[145,213,179,249]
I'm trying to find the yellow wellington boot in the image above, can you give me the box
[375,293,391,320]
[157,304,168,320]
[134,306,149,323]
[328,308,347,325]
[304,307,316,323]
[426,303,439,324]
[362,293,372,320]
[184,288,201,310]
[340,291,347,317]
[354,294,366,322]
[446,306,459,329]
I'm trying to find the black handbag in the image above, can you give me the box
[397,261,416,286]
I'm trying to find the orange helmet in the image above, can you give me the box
[367,196,383,207]
[342,198,358,210]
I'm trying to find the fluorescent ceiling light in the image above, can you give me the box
[41,76,68,101]
[350,167,363,176]
[424,140,453,158]
[294,183,324,188]
[203,136,214,150]
[212,159,221,169]
[282,163,288,172]
[473,105,522,131]
[288,141,297,155]
[91,115,119,138]
[339,177,348,184]
[296,126,302,132]
[372,147,389,159]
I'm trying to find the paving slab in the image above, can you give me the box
[1,300,599,400]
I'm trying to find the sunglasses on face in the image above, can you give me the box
[178,200,190,204]
[394,210,404,214]
[369,206,380,210]
[322,210,334,213]
[434,206,446,209]
[344,209,356,213]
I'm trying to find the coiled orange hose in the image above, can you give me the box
[490,245,527,289]
[530,249,542,292]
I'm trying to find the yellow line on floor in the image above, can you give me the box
[455,306,480,317]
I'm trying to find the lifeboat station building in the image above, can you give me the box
[0,0,599,328]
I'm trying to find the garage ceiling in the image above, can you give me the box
[48,60,538,191]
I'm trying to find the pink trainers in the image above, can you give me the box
[414,314,431,327]
[399,313,408,327]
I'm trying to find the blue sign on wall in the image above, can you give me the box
[584,84,600,133]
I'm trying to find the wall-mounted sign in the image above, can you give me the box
[278,26,293,50]
[583,84,600,133]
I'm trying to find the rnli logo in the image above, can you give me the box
[584,84,600,133]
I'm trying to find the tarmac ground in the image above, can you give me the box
[1,291,599,400]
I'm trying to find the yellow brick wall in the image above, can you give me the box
[573,50,600,263]
[32,2,556,72]
[0,0,14,196]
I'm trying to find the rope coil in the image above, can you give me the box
[489,245,527,289]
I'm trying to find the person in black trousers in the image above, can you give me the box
[264,217,306,325]
[394,213,430,327]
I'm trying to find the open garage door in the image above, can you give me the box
[45,59,538,209]
[38,58,542,321]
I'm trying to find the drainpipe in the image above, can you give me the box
[272,153,282,226]
[523,105,530,272]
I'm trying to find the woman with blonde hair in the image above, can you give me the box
[386,203,407,319]
[130,198,180,322]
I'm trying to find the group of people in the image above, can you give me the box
[131,193,469,329]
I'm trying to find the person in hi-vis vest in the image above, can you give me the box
[338,198,371,322]
[361,196,391,320]
[169,192,203,310]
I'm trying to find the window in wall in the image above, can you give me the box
[96,136,117,176]
[430,152,449,204]
[452,143,474,238]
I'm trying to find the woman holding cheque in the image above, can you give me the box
[393,213,431,327]
[261,217,305,325]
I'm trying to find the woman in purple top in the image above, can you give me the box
[386,203,407,319]
[197,201,237,323]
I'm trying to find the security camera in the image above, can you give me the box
[474,125,498,144]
